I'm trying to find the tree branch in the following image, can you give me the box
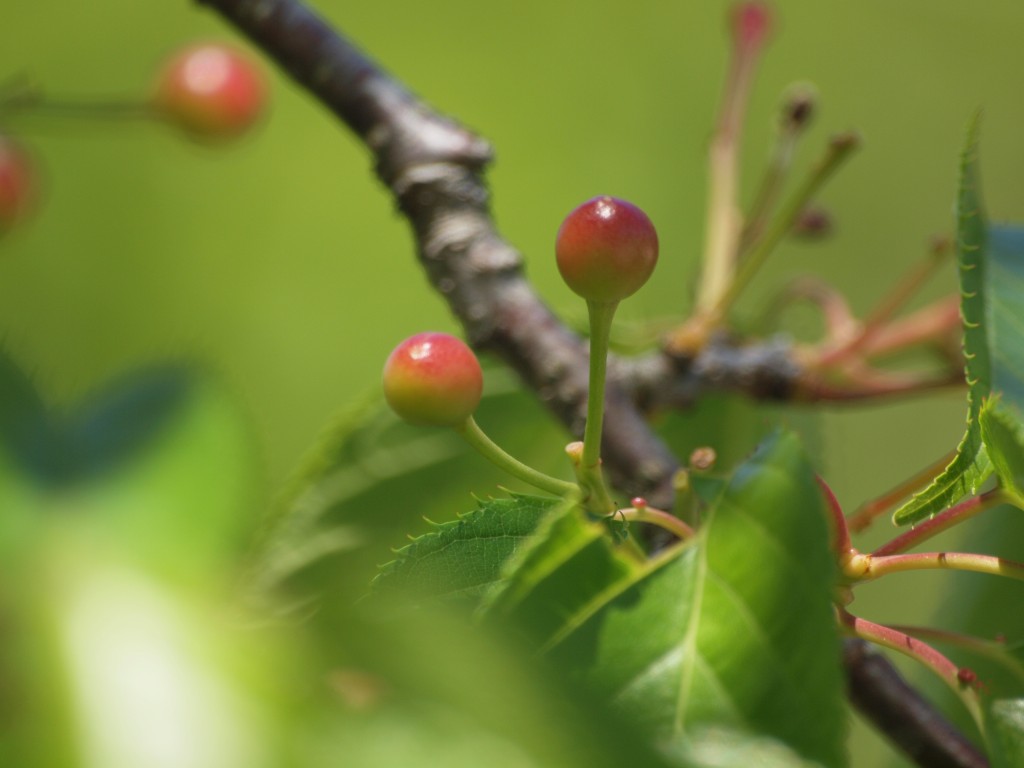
[844,639,989,768]
[196,0,682,505]
[195,1,985,765]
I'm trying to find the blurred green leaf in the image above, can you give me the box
[980,398,1024,505]
[250,369,573,605]
[0,361,256,581]
[538,432,845,766]
[329,606,682,768]
[669,726,827,768]
[989,698,1024,768]
[895,116,993,526]
[1,533,299,768]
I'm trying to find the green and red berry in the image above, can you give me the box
[382,332,483,427]
[0,135,34,235]
[153,43,266,140]
[555,195,659,303]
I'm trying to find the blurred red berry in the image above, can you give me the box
[0,136,34,235]
[555,196,659,304]
[153,43,266,140]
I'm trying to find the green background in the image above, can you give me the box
[3,2,1024,765]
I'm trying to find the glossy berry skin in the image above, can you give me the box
[0,136,33,235]
[153,44,265,140]
[555,196,658,303]
[383,332,483,427]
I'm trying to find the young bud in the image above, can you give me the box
[382,332,483,427]
[792,206,833,239]
[781,83,816,133]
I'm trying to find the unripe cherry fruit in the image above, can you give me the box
[153,43,266,140]
[555,196,659,303]
[382,332,483,427]
[0,136,34,235]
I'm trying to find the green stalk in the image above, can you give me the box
[579,300,618,513]
[707,132,860,326]
[456,416,577,497]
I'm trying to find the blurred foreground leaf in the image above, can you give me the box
[989,699,1024,768]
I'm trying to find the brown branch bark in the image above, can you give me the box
[194,1,986,765]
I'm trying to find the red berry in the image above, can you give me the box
[153,43,266,140]
[555,196,658,303]
[0,136,34,235]
[382,332,483,427]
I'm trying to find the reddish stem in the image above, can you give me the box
[873,490,1006,557]
[837,609,984,732]
[819,240,949,367]
[848,450,957,533]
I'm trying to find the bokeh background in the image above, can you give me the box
[3,1,1024,766]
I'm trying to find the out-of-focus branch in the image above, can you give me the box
[194,3,983,765]
[844,639,989,768]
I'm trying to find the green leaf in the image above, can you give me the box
[989,699,1024,768]
[371,494,558,604]
[479,496,650,649]
[501,431,844,766]
[251,368,573,600]
[894,116,993,525]
[980,398,1024,505]
[988,226,1024,405]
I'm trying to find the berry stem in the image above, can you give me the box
[579,299,618,513]
[456,416,578,497]
[837,608,986,735]
[0,90,157,122]
[872,489,1007,557]
[612,505,694,541]
[695,5,768,318]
